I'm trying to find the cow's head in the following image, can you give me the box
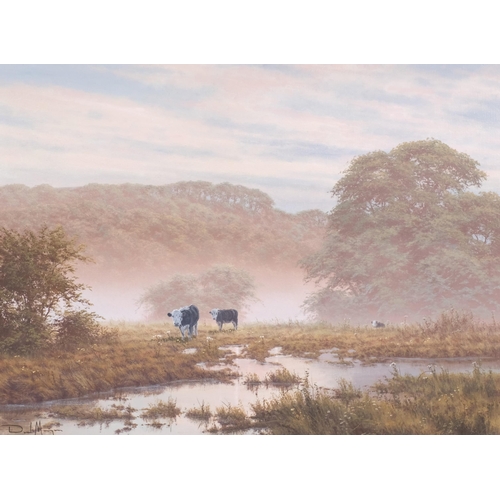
[168,309,183,327]
[209,308,219,320]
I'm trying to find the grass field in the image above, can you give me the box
[2,310,500,407]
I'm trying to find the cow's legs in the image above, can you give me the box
[181,324,191,339]
[232,320,237,330]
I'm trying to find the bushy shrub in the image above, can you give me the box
[54,310,104,350]
[0,225,99,355]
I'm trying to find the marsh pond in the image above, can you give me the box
[2,343,499,435]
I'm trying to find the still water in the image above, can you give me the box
[2,346,500,435]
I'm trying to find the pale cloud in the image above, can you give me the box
[1,64,500,212]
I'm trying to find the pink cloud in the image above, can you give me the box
[2,65,500,211]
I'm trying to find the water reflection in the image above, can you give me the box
[2,348,500,435]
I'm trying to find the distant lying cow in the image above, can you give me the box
[168,304,199,339]
[372,320,385,328]
[209,308,238,331]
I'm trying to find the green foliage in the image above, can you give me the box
[0,226,96,354]
[302,139,500,322]
[139,264,257,321]
[199,265,257,310]
[54,310,104,350]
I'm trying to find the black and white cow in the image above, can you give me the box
[209,308,238,331]
[167,304,200,339]
[371,320,385,328]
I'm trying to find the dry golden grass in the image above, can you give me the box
[2,311,500,405]
[185,401,212,421]
[243,372,262,386]
[141,398,181,419]
[264,367,301,385]
[0,324,236,404]
[210,403,250,433]
[246,365,500,434]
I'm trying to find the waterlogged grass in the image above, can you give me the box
[244,366,500,434]
[48,403,137,426]
[3,310,500,405]
[243,368,301,387]
[185,402,212,421]
[9,363,500,435]
[243,373,262,387]
[264,368,301,385]
[141,398,181,420]
[210,403,250,433]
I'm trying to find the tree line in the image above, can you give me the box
[0,181,326,280]
[3,138,500,354]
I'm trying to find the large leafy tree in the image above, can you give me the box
[0,225,96,354]
[301,139,500,323]
[139,264,257,322]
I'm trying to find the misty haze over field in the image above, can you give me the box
[0,182,325,323]
[83,272,314,323]
[3,65,500,324]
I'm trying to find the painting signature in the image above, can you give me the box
[1,420,61,435]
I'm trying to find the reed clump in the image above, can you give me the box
[264,367,301,386]
[243,372,262,386]
[141,398,181,420]
[185,401,212,421]
[211,403,250,433]
[246,366,500,434]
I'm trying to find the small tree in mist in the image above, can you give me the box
[138,274,199,321]
[139,265,258,322]
[0,225,101,354]
[302,139,500,323]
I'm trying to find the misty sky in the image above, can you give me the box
[1,64,500,212]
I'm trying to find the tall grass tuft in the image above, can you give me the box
[247,368,500,434]
[264,368,301,385]
[185,401,212,421]
[141,398,181,420]
[243,372,261,386]
[415,309,498,338]
[213,403,250,433]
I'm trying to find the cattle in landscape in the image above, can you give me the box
[209,308,238,331]
[371,320,385,328]
[167,304,199,339]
